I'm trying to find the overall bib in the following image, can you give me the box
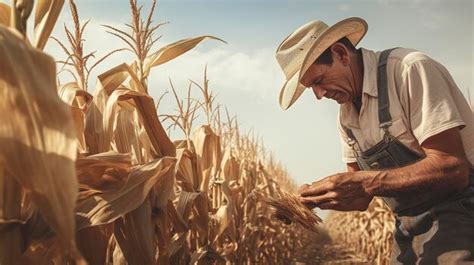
[344,49,474,264]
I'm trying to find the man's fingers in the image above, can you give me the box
[297,184,311,194]
[299,180,335,197]
[302,199,341,210]
[301,201,319,209]
[300,195,330,209]
[299,191,338,206]
[299,174,343,197]
[298,176,331,195]
[317,200,342,210]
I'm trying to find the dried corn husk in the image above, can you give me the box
[0,24,78,262]
[76,225,113,265]
[34,0,65,49]
[143,36,227,79]
[190,246,225,265]
[0,0,349,263]
[85,64,175,158]
[84,63,140,154]
[253,190,322,233]
[76,154,176,229]
[210,180,236,243]
[192,125,222,192]
[114,199,155,265]
[220,148,240,183]
[324,197,395,264]
[58,82,93,153]
[75,151,131,197]
[175,146,199,191]
[0,3,10,26]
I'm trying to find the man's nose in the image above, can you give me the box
[312,86,327,100]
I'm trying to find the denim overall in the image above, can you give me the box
[344,49,474,264]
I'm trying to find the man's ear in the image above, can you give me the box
[330,43,350,66]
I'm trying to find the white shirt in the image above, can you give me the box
[338,48,474,167]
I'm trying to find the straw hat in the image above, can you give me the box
[276,17,368,110]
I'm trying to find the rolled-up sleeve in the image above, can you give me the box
[403,59,466,145]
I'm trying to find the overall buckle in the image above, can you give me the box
[379,121,392,142]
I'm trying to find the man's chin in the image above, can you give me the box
[334,98,347,104]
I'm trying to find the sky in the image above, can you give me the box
[2,0,472,189]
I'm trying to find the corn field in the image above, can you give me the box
[324,198,395,265]
[0,0,396,264]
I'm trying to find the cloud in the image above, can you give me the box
[375,0,451,30]
[337,4,352,12]
[44,12,284,104]
[146,47,285,102]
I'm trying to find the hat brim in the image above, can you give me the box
[279,70,306,110]
[279,17,368,110]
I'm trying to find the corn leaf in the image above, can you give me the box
[76,225,113,265]
[114,199,155,265]
[97,63,132,94]
[143,35,226,78]
[0,3,10,26]
[190,245,224,264]
[34,0,65,50]
[191,191,210,247]
[75,156,176,230]
[192,125,222,192]
[154,205,172,265]
[167,200,188,233]
[169,232,188,262]
[58,82,93,153]
[0,170,23,264]
[97,62,144,94]
[85,64,138,154]
[175,191,201,226]
[220,149,240,183]
[211,181,236,243]
[0,25,78,252]
[76,151,131,198]
[103,87,176,159]
[113,109,145,165]
[175,147,198,192]
[149,163,176,265]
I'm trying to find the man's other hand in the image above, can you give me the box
[298,172,373,211]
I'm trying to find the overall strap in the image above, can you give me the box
[345,127,358,150]
[377,48,397,130]
[343,48,397,153]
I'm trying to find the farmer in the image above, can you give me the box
[275,17,474,263]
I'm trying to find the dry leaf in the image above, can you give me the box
[0,25,78,254]
[0,3,10,26]
[192,125,222,192]
[34,0,64,49]
[144,35,226,78]
[76,156,176,230]
[58,82,93,153]
[254,190,322,233]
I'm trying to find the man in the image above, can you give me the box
[275,17,474,264]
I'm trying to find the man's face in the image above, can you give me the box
[299,52,357,104]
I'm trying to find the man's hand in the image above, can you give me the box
[298,172,373,211]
